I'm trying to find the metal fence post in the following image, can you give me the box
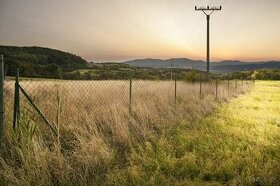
[0,55,4,140]
[227,79,230,94]
[129,77,132,112]
[199,73,202,98]
[235,79,238,91]
[215,79,218,98]
[18,85,58,136]
[13,69,20,129]
[174,78,177,104]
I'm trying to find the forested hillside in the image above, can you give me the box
[0,46,88,78]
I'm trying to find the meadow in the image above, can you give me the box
[2,79,278,185]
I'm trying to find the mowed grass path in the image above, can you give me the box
[109,81,280,185]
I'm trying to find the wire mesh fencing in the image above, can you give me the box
[3,74,253,137]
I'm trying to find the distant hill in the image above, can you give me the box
[2,46,280,80]
[0,46,88,77]
[124,58,280,73]
[124,58,205,69]
[212,61,280,73]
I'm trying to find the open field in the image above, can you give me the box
[3,79,245,132]
[3,80,277,185]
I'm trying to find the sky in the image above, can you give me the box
[0,0,280,62]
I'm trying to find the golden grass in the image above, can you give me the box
[1,79,251,185]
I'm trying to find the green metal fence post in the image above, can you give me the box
[0,55,4,140]
[129,77,132,112]
[215,79,218,98]
[199,73,202,98]
[18,85,58,136]
[227,79,230,94]
[175,78,177,104]
[13,69,20,129]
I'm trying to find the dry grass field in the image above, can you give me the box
[0,79,253,185]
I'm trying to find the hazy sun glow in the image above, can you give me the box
[0,0,280,62]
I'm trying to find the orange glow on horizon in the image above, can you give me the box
[1,0,280,62]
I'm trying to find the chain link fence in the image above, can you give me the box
[3,72,252,137]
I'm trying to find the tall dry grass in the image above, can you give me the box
[1,79,251,185]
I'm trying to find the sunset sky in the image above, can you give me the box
[0,0,280,62]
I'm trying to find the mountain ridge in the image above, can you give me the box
[123,58,280,73]
[1,45,279,74]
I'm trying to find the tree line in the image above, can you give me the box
[1,46,280,81]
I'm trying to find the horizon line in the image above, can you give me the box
[1,45,279,64]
